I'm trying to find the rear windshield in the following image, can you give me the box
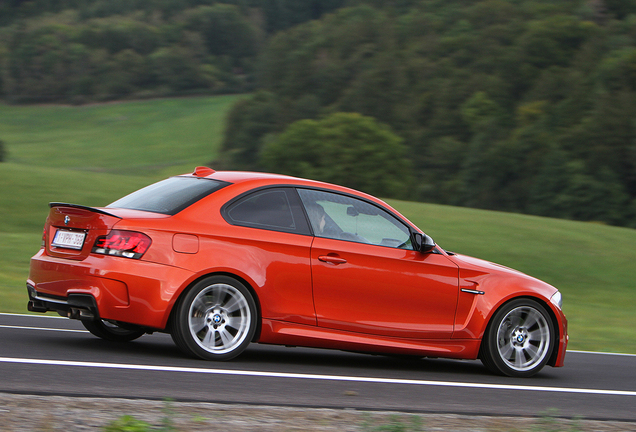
[107,177,226,215]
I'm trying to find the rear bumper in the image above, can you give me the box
[27,284,99,320]
[28,249,195,329]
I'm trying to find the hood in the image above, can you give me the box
[448,252,558,297]
[449,253,527,276]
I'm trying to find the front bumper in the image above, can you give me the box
[553,309,568,367]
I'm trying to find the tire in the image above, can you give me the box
[170,276,257,361]
[81,319,146,342]
[480,299,554,377]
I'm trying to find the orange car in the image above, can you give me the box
[27,167,567,377]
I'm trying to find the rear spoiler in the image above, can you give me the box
[49,202,122,219]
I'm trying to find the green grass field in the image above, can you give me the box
[1,95,635,354]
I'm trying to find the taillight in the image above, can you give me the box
[41,227,47,248]
[92,230,151,259]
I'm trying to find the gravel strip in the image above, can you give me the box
[1,393,635,431]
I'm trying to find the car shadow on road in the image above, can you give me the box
[47,330,489,377]
[238,344,491,378]
[40,332,566,383]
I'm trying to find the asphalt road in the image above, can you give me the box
[1,313,635,421]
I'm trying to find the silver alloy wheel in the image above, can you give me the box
[188,283,252,355]
[496,305,551,372]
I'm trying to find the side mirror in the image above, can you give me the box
[413,232,436,253]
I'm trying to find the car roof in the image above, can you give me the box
[185,169,368,197]
[194,170,304,184]
[181,168,413,226]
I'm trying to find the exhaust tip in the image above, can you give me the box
[68,307,94,320]
[27,301,48,313]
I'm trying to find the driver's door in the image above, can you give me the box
[298,189,460,339]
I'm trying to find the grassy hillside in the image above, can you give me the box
[0,95,241,177]
[1,95,634,354]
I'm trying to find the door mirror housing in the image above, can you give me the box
[413,232,436,253]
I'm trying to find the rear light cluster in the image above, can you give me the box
[92,230,151,259]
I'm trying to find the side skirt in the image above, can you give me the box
[258,319,481,359]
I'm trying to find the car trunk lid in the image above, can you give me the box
[45,203,123,261]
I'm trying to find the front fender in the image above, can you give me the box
[452,270,559,340]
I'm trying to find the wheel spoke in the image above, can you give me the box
[224,296,244,314]
[528,326,547,343]
[513,349,525,369]
[523,311,540,330]
[226,315,247,333]
[207,289,221,307]
[191,297,209,314]
[518,308,529,324]
[201,327,215,347]
[218,328,234,348]
[499,343,514,361]
[524,343,540,361]
[189,315,206,335]
[509,318,523,331]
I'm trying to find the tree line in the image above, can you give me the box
[220,0,636,228]
[0,0,345,102]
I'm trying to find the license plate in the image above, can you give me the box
[52,230,86,250]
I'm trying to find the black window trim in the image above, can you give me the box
[221,186,312,236]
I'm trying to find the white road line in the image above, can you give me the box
[0,357,635,397]
[0,325,87,333]
[0,313,66,319]
[568,350,636,357]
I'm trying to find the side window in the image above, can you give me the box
[223,188,310,234]
[297,189,413,249]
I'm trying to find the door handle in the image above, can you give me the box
[318,255,347,265]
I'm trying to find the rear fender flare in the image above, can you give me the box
[165,271,262,341]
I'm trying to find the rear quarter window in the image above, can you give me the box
[222,188,311,235]
[108,177,226,215]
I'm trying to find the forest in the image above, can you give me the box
[1,0,636,227]
[0,0,346,102]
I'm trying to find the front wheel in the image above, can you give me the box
[480,299,554,377]
[81,319,146,342]
[170,276,257,361]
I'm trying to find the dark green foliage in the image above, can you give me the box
[254,0,347,33]
[220,0,636,227]
[0,139,5,162]
[182,4,259,58]
[219,91,282,170]
[261,112,413,198]
[0,1,340,102]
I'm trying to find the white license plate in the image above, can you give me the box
[52,230,86,250]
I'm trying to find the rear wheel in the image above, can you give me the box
[81,319,145,342]
[480,299,554,377]
[170,276,257,361]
